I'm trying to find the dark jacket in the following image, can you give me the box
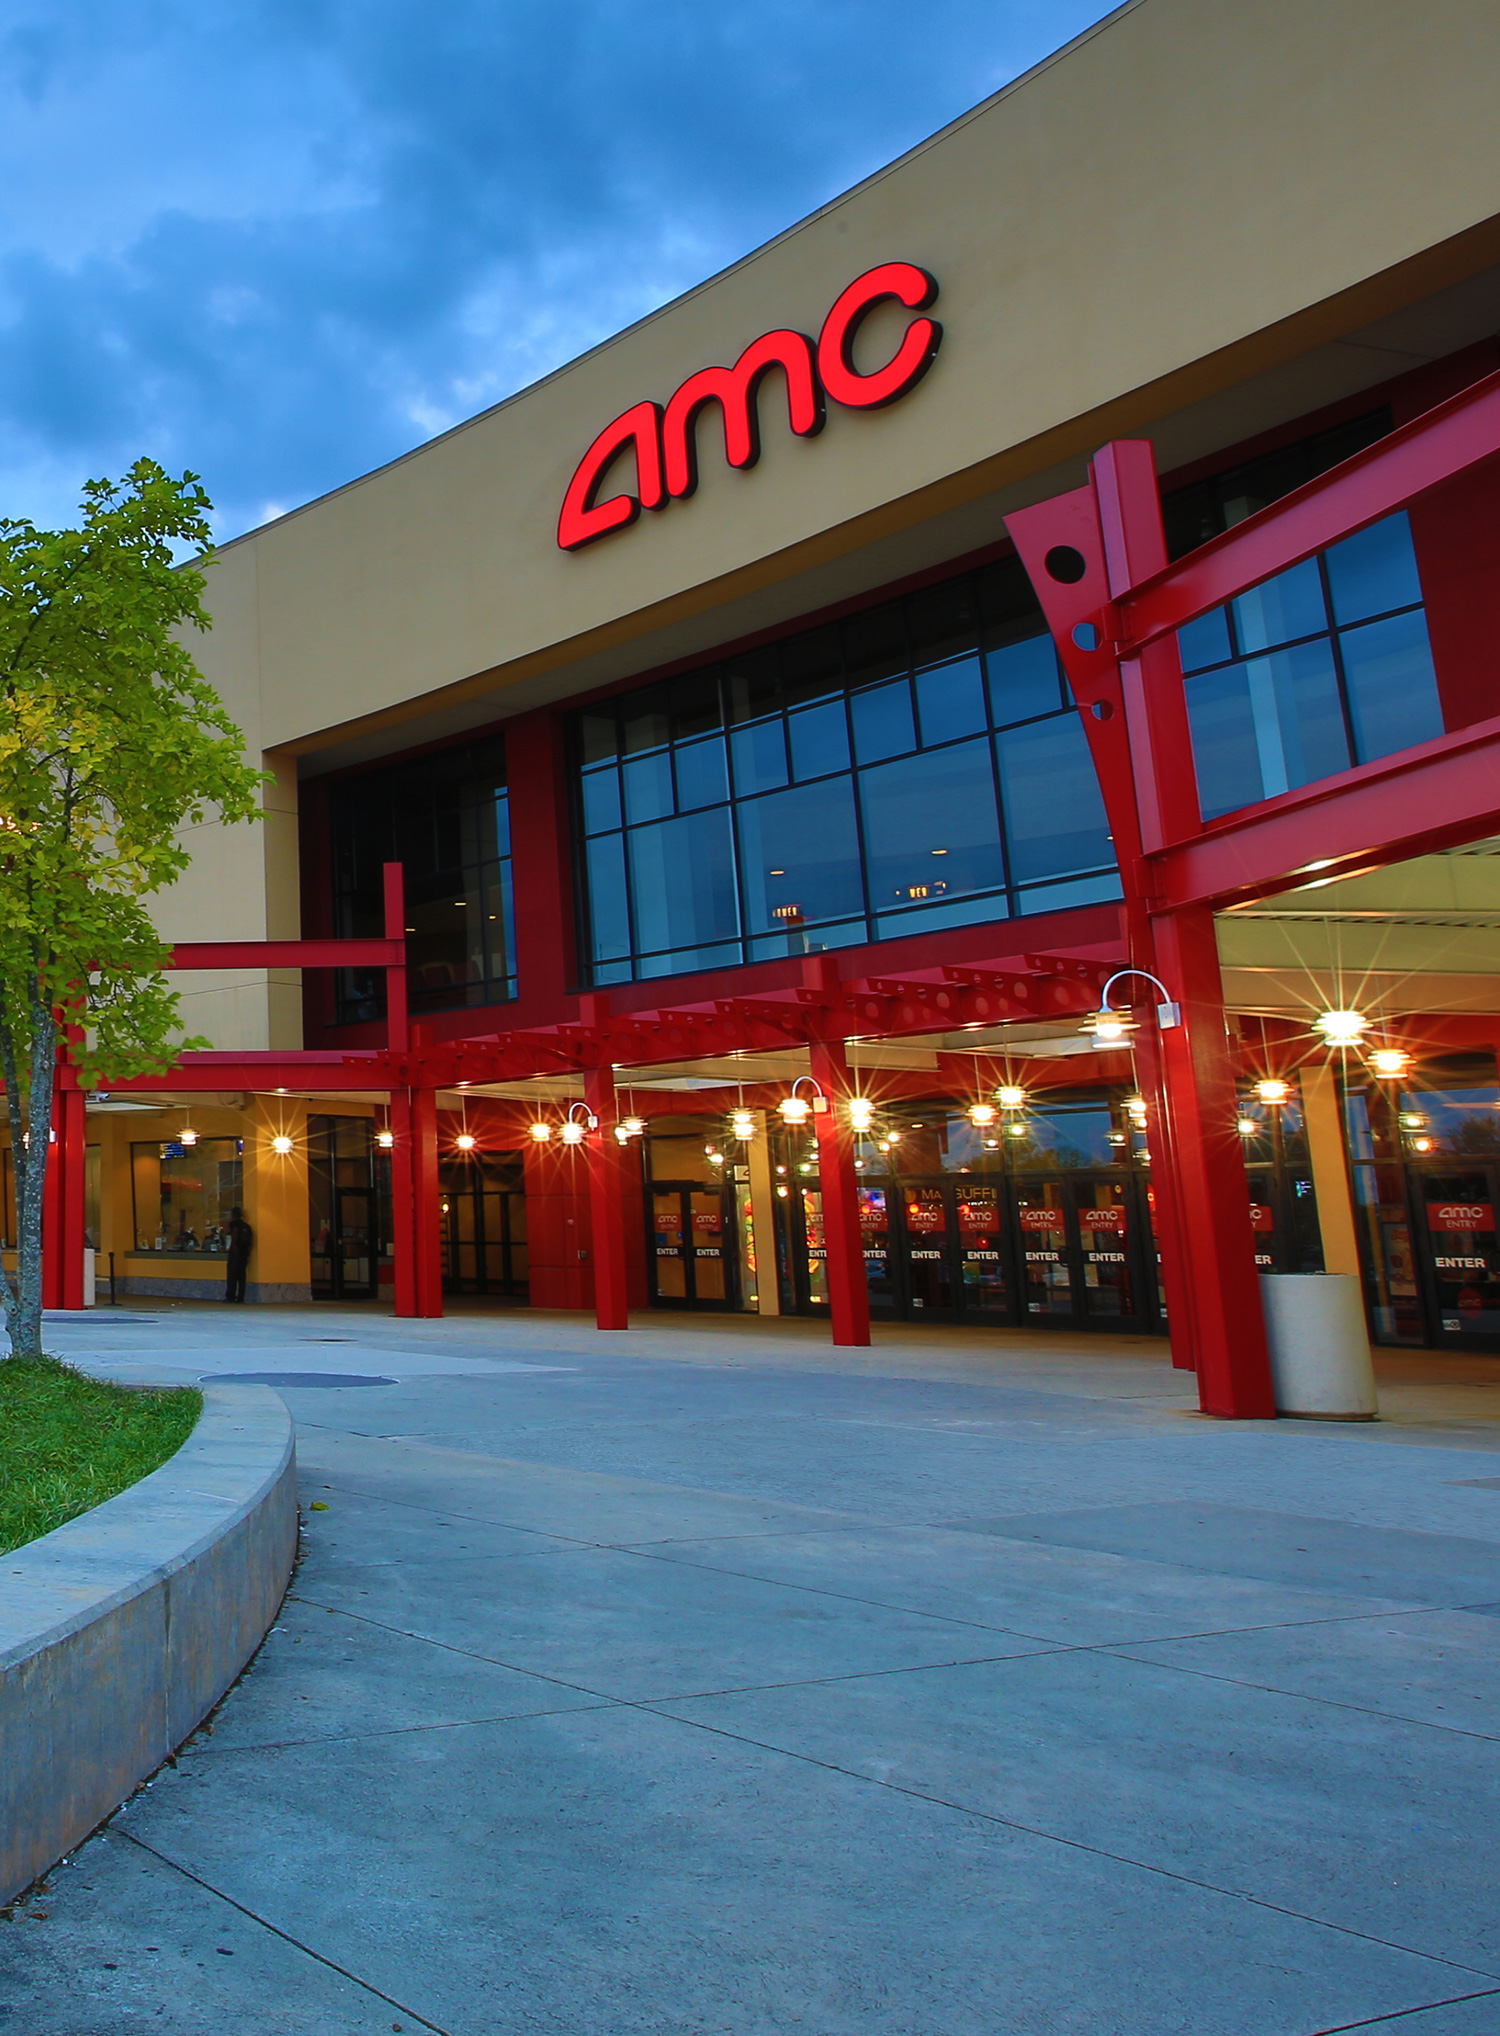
[225,1217,254,1263]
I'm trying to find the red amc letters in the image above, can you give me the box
[557,262,942,551]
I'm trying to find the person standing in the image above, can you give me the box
[224,1205,253,1304]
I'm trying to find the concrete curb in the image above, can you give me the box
[0,1382,297,1904]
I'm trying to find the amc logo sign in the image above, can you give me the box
[1428,1203,1496,1232]
[557,262,941,552]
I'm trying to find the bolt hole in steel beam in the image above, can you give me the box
[1045,545,1088,583]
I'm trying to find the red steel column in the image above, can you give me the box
[808,1036,870,1348]
[40,1116,62,1311]
[1151,905,1275,1416]
[383,862,409,1052]
[584,1063,630,1330]
[411,1085,444,1317]
[390,1088,416,1317]
[59,1086,87,1310]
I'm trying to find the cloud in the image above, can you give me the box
[0,0,1117,538]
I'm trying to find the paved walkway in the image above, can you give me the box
[6,1306,1500,2034]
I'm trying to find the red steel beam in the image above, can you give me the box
[1119,366,1500,649]
[165,939,404,970]
[1150,709,1500,911]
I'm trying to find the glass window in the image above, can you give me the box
[996,717,1112,882]
[131,1139,244,1254]
[580,765,621,836]
[622,749,674,825]
[570,559,1121,982]
[985,634,1061,725]
[850,679,916,763]
[788,700,851,781]
[327,736,518,1018]
[585,834,631,963]
[730,718,789,794]
[1177,606,1232,675]
[674,735,730,811]
[1231,560,1326,653]
[1186,666,1265,819]
[628,807,739,960]
[737,779,864,933]
[1341,610,1443,762]
[860,742,1004,907]
[1324,512,1424,625]
[915,655,988,746]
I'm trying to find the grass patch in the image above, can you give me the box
[0,1356,202,1557]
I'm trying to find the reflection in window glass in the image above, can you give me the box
[996,717,1112,882]
[737,779,863,935]
[1341,611,1442,762]
[570,557,1120,982]
[1181,508,1439,822]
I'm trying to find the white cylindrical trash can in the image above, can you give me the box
[1259,1273,1378,1420]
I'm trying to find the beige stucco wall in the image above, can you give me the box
[163,0,1500,1044]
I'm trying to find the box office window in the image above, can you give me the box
[131,1138,244,1254]
[328,736,516,1021]
[572,559,1121,984]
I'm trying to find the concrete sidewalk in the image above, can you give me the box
[5,1306,1500,2034]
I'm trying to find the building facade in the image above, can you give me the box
[23,0,1500,1410]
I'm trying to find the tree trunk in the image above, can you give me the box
[0,984,55,1360]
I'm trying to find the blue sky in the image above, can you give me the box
[0,1,1116,540]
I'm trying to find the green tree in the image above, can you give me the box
[0,461,262,1358]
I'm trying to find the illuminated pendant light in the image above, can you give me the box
[847,1096,875,1133]
[455,1132,477,1151]
[529,1120,552,1143]
[1314,1009,1369,1049]
[1236,1117,1259,1137]
[997,1085,1026,1110]
[730,1107,756,1140]
[179,1126,199,1149]
[1254,1077,1291,1105]
[1085,1009,1132,1044]
[1370,1047,1410,1078]
[271,1134,294,1156]
[968,1101,996,1127]
[778,1076,824,1126]
[376,1127,395,1150]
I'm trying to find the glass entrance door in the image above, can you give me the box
[1412,1167,1500,1348]
[1015,1184,1072,1322]
[649,1183,735,1309]
[858,1184,898,1316]
[309,1115,377,1301]
[1071,1177,1142,1328]
[901,1183,955,1314]
[955,1183,1009,1318]
[440,1153,528,1297]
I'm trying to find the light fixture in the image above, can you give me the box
[968,1101,996,1127]
[1400,1111,1427,1130]
[1087,1011,1131,1043]
[1107,1130,1127,1146]
[730,1108,756,1140]
[271,1134,294,1156]
[997,1085,1026,1110]
[560,1103,597,1147]
[1255,1078,1291,1106]
[886,1129,901,1144]
[1413,1136,1433,1153]
[179,1127,199,1148]
[776,1184,790,1198]
[622,1115,646,1138]
[1237,1117,1259,1138]
[1124,1093,1147,1121]
[708,1152,725,1166]
[1371,1047,1410,1078]
[704,1144,720,1158]
[847,1096,875,1132]
[455,1132,477,1151]
[376,1129,395,1150]
[778,1076,826,1126]
[529,1120,552,1143]
[613,1124,631,1144]
[1314,1008,1369,1048]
